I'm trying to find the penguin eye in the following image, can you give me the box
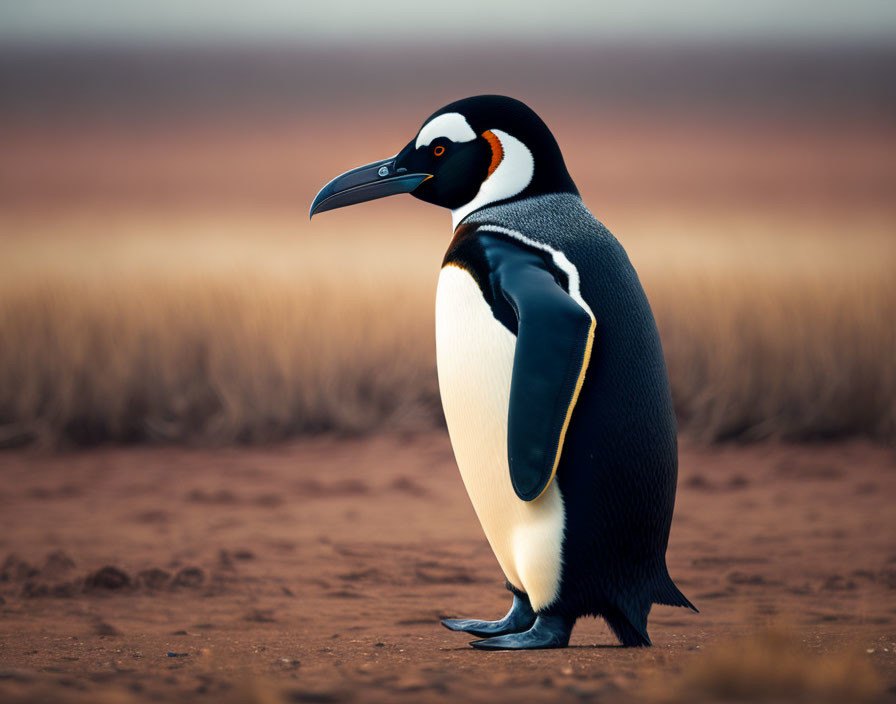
[433,145,446,157]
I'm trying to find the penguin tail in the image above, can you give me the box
[653,574,699,613]
[604,605,652,647]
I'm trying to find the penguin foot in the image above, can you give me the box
[469,614,573,650]
[441,593,536,638]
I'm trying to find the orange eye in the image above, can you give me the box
[433,145,445,157]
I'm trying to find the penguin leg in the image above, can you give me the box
[441,592,536,638]
[469,613,574,650]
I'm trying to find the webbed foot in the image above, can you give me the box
[469,614,573,650]
[441,593,536,638]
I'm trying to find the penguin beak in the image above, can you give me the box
[309,157,432,218]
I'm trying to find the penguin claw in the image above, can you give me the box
[468,615,572,650]
[441,593,536,637]
[441,617,529,638]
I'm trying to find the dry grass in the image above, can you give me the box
[0,208,894,447]
[626,211,896,442]
[0,213,440,447]
[646,627,884,703]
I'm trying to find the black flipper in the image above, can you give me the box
[441,593,536,638]
[469,614,574,650]
[479,234,596,502]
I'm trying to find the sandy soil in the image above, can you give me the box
[1,434,894,703]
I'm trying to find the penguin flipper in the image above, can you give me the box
[480,234,596,502]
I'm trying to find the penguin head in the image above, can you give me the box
[310,95,577,228]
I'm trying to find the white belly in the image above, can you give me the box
[435,264,565,611]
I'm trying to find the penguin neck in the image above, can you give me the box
[450,129,533,229]
[452,184,579,232]
[452,196,520,231]
[450,191,585,242]
[448,126,578,230]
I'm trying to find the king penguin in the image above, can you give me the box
[310,95,696,650]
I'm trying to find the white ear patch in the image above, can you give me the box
[451,129,534,229]
[416,112,476,149]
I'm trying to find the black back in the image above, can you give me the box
[459,193,693,641]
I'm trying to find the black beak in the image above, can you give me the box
[309,157,432,218]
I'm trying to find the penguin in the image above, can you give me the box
[310,95,696,650]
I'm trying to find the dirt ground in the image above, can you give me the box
[1,433,894,703]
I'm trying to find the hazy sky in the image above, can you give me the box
[1,0,895,44]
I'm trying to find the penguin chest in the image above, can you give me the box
[435,264,565,609]
[435,264,517,501]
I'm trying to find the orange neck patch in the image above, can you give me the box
[482,130,504,178]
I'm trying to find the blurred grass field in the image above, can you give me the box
[1,205,893,448]
[1,45,894,448]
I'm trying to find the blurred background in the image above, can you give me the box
[1,5,895,702]
[1,0,894,448]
